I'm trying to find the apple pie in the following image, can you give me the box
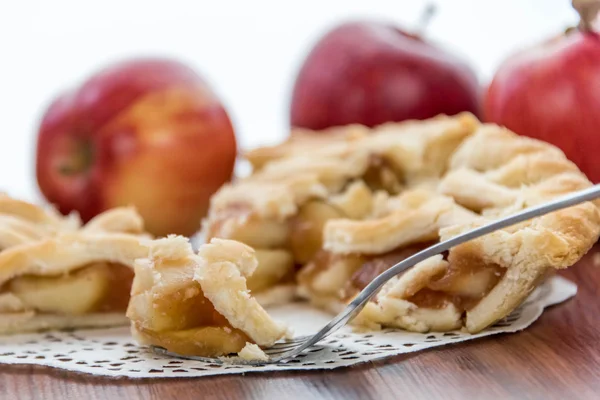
[0,196,150,333]
[127,236,288,357]
[205,113,600,333]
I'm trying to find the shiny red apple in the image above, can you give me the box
[290,20,481,131]
[485,1,600,182]
[36,58,237,236]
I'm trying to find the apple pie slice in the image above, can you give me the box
[127,236,288,358]
[205,113,600,333]
[0,197,150,333]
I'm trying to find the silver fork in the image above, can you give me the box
[152,184,600,364]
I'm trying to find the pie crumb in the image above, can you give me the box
[238,343,269,361]
[283,326,294,340]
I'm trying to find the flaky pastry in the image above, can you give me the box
[127,236,288,357]
[0,197,149,334]
[205,113,600,333]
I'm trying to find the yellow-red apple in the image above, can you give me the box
[36,58,237,236]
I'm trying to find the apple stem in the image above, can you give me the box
[573,0,600,32]
[416,3,437,35]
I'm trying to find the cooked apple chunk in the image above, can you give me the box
[247,249,294,292]
[290,200,345,263]
[136,326,251,358]
[10,264,112,315]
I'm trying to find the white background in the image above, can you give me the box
[0,0,579,202]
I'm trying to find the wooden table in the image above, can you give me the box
[3,247,600,400]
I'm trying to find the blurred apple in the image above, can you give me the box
[36,58,237,236]
[290,19,481,131]
[485,0,600,182]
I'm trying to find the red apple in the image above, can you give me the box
[290,20,481,131]
[485,1,600,182]
[36,58,237,236]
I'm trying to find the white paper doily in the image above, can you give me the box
[0,276,575,378]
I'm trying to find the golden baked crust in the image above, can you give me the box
[245,124,370,170]
[205,113,600,333]
[195,238,289,345]
[0,198,149,334]
[0,233,146,286]
[127,236,287,358]
[0,195,79,248]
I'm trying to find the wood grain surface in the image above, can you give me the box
[2,246,600,400]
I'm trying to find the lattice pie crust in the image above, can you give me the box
[205,113,600,334]
[0,197,149,334]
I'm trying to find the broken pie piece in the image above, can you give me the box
[0,196,150,334]
[127,236,287,358]
[205,113,600,333]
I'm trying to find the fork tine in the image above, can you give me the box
[264,347,305,356]
[266,343,302,351]
[264,344,308,354]
[283,335,312,342]
[269,335,311,347]
[264,339,310,353]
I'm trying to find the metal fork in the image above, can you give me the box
[152,184,600,365]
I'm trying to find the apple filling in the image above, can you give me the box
[289,200,346,263]
[343,242,438,298]
[361,154,404,194]
[249,249,295,292]
[131,280,251,357]
[4,262,133,316]
[299,240,505,317]
[207,204,290,250]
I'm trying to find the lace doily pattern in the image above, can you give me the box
[0,276,574,378]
